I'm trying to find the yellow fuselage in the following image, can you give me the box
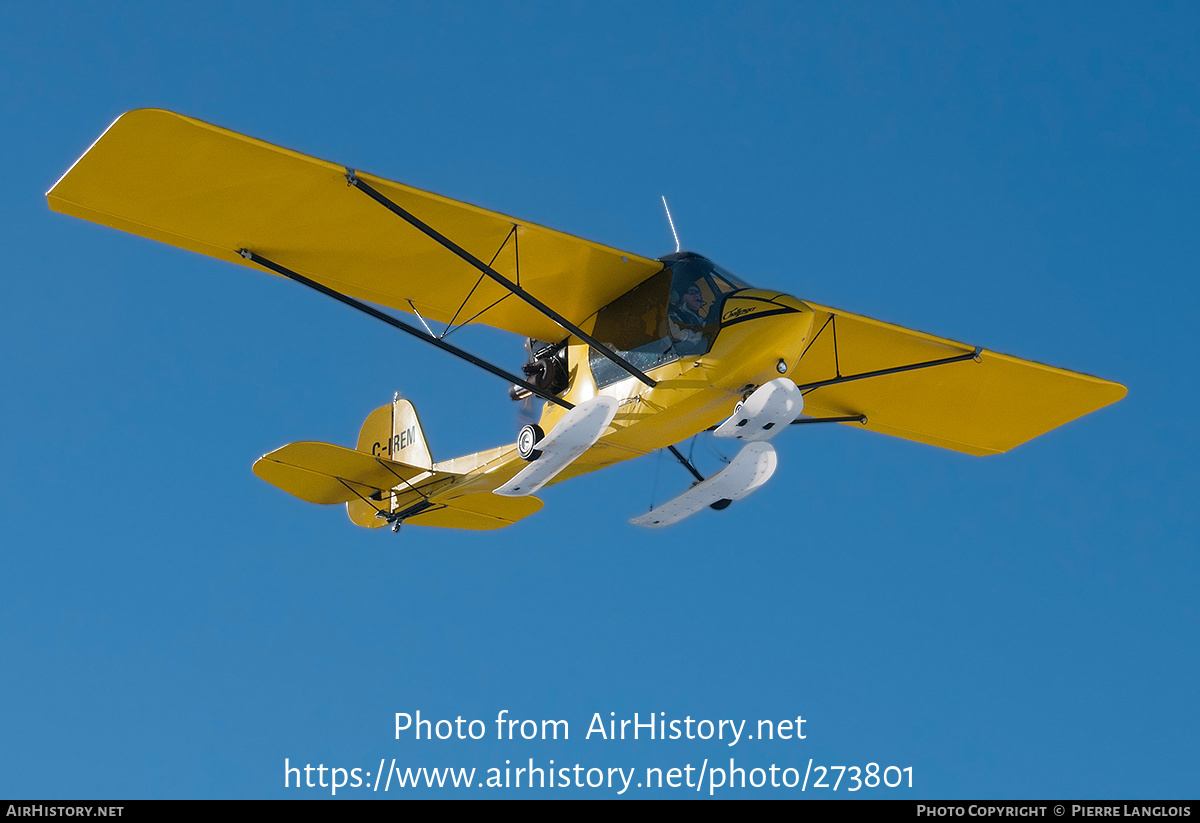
[374,288,816,528]
[537,290,815,484]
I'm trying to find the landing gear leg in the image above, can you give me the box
[377,511,403,533]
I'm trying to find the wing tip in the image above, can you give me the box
[46,109,166,198]
[46,108,219,200]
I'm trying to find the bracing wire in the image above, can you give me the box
[705,432,732,465]
[648,447,663,512]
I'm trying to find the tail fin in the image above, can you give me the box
[356,394,433,470]
[255,395,545,531]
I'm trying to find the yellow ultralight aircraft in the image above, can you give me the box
[47,110,1126,532]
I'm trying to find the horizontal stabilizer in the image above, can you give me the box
[631,442,778,528]
[494,396,618,497]
[405,493,544,530]
[254,441,433,505]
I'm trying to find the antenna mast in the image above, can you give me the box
[661,196,680,253]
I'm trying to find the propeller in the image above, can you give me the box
[514,338,540,437]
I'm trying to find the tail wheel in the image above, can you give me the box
[517,424,544,461]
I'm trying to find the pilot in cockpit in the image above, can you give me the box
[668,282,708,353]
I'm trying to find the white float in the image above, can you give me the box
[494,396,619,497]
[713,377,803,441]
[630,442,778,528]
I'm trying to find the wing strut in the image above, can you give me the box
[345,171,659,389]
[242,250,710,483]
[796,348,982,394]
[706,414,868,432]
[791,415,868,426]
[239,249,574,411]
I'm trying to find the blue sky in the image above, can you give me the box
[2,2,1197,799]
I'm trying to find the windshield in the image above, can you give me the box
[588,254,751,388]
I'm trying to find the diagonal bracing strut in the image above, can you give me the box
[344,170,658,388]
[795,348,981,394]
[239,249,709,483]
[790,415,868,426]
[239,249,574,410]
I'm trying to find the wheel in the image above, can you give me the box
[517,423,544,461]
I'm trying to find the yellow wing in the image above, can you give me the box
[46,109,662,341]
[792,303,1126,456]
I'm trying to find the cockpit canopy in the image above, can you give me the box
[589,253,751,388]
